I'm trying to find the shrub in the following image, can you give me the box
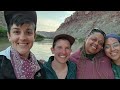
[35,34,44,41]
[0,26,7,37]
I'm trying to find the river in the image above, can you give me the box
[0,38,83,61]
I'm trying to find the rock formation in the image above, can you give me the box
[55,11,120,39]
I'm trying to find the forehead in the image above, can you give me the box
[55,39,71,46]
[89,32,104,40]
[105,38,119,44]
[11,24,34,29]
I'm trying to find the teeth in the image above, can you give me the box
[92,45,97,49]
[111,52,117,56]
[60,56,66,58]
[19,44,27,45]
[19,43,27,46]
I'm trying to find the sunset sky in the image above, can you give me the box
[36,11,75,32]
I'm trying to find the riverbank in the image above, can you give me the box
[0,27,45,41]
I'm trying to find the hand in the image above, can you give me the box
[39,59,46,64]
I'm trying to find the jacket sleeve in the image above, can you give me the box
[34,60,46,79]
[70,50,80,64]
[0,56,4,79]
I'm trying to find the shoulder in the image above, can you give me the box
[70,49,81,63]
[70,49,81,58]
[37,60,44,68]
[0,55,11,64]
[68,60,77,69]
[35,60,46,79]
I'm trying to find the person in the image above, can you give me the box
[43,34,77,79]
[104,33,120,79]
[0,11,46,79]
[70,29,114,79]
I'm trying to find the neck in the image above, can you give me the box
[52,59,68,79]
[19,53,30,60]
[52,59,67,71]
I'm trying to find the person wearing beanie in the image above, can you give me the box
[104,33,120,79]
[43,34,77,79]
[0,11,46,79]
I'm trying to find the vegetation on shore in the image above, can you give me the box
[0,26,7,37]
[35,34,45,41]
[0,26,45,41]
[77,38,84,43]
[0,26,120,41]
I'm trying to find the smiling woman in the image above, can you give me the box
[70,28,114,79]
[104,34,120,79]
[0,11,46,79]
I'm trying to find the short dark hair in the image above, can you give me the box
[53,34,75,48]
[87,28,106,47]
[4,11,37,33]
[87,28,106,39]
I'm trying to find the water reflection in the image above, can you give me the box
[0,38,83,61]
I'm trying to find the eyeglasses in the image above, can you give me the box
[104,42,120,49]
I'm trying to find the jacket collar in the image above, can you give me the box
[0,46,11,60]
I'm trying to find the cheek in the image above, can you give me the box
[67,50,72,54]
[85,39,91,47]
[30,36,35,42]
[8,37,16,43]
[105,50,110,56]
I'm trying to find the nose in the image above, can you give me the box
[61,49,66,54]
[19,33,27,40]
[95,40,99,45]
[110,45,115,51]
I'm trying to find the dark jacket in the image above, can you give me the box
[43,56,77,79]
[0,55,46,79]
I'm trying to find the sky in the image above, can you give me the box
[36,11,75,32]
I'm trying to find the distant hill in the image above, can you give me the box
[1,11,120,39]
[0,11,7,29]
[36,31,55,38]
[54,11,120,39]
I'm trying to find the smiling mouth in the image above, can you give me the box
[91,45,97,50]
[59,56,66,58]
[110,52,118,56]
[18,43,28,46]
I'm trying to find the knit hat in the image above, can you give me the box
[106,33,120,42]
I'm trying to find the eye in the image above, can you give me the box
[57,46,62,49]
[13,30,20,35]
[27,30,34,35]
[65,47,71,50]
[104,45,110,49]
[113,42,120,47]
[91,38,97,42]
[98,41,104,46]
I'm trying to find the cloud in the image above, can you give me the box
[36,18,61,32]
[59,11,75,22]
[65,11,75,15]
[36,11,76,32]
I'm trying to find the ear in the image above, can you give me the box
[51,47,54,54]
[85,37,88,42]
[7,32,11,42]
[34,32,36,42]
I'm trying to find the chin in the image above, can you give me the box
[19,51,29,55]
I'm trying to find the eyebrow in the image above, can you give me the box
[12,27,20,30]
[105,42,119,45]
[91,36,104,41]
